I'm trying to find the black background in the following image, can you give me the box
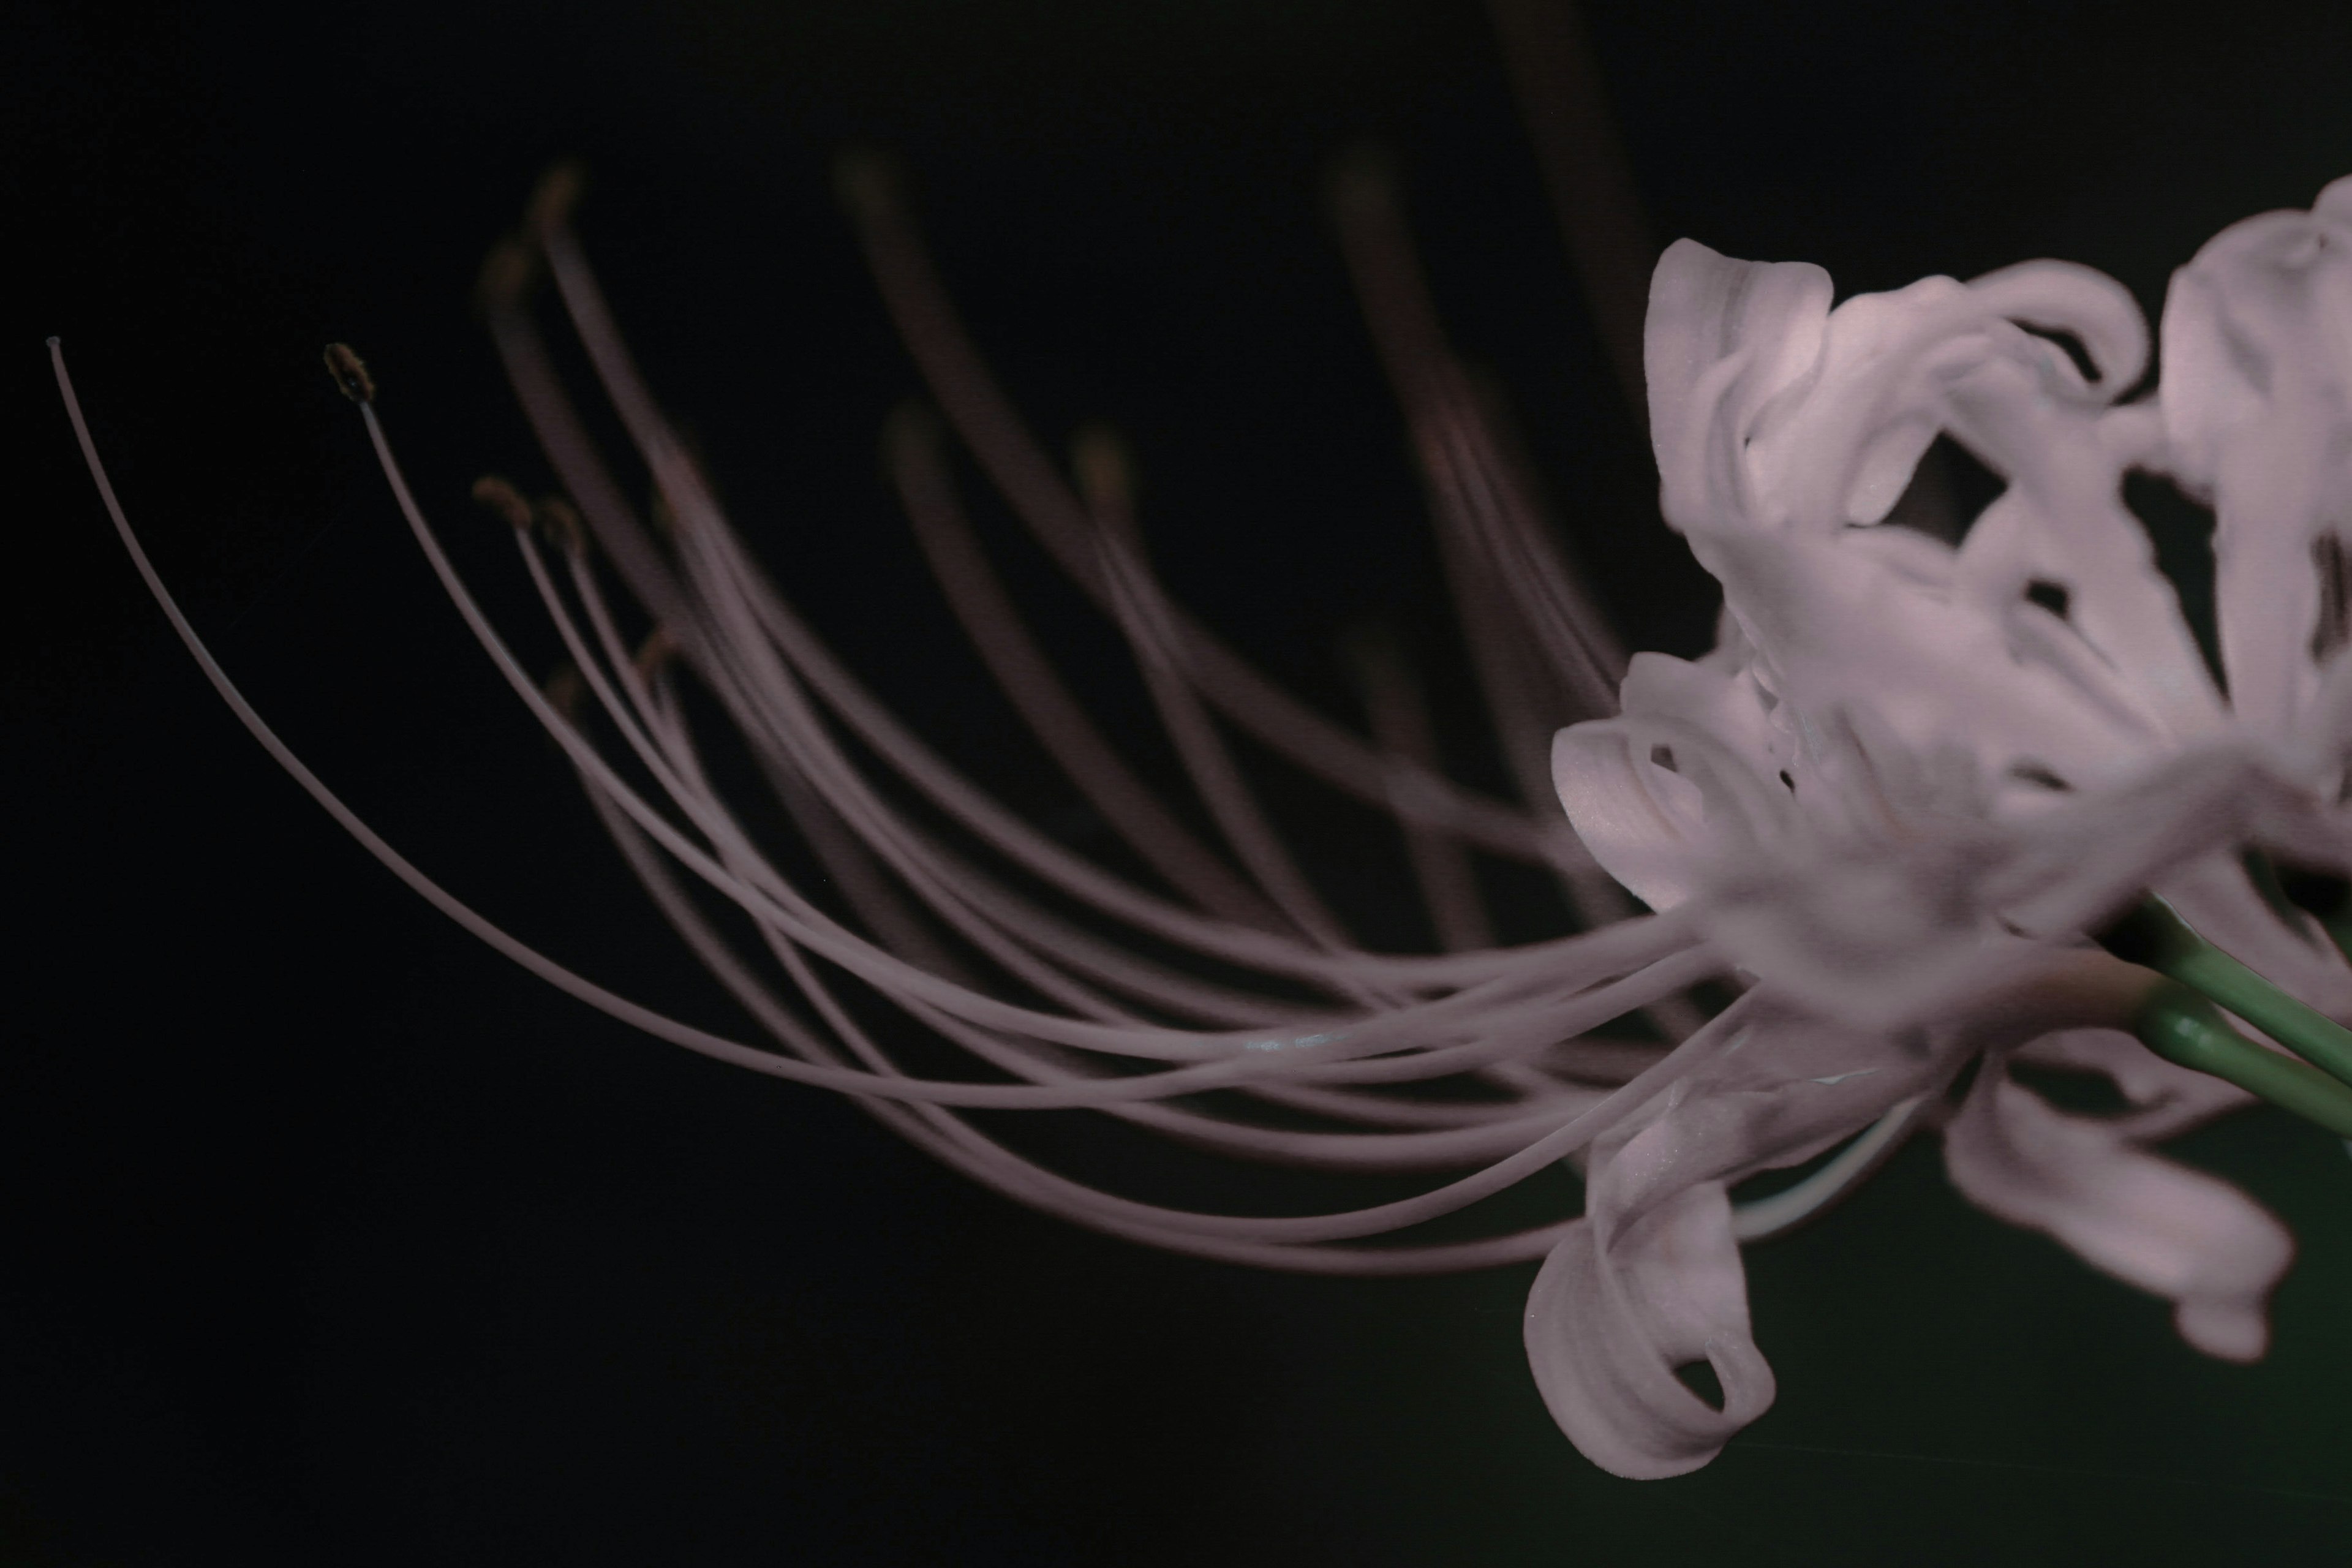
[11,0,2352,1561]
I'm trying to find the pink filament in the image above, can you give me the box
[52,154,1743,1273]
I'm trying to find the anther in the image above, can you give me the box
[1072,424,1139,540]
[1325,143,1400,227]
[636,626,681,681]
[323,343,375,404]
[545,663,586,721]
[527,160,586,236]
[475,236,538,313]
[471,475,533,532]
[832,146,903,224]
[534,494,586,554]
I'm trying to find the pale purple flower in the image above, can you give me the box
[55,153,2352,1485]
[1537,181,2352,1474]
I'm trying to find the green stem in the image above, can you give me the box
[2101,899,2352,1090]
[2133,980,2352,1139]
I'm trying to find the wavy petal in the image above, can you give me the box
[2160,186,2352,740]
[1524,1005,1943,1477]
[2015,1027,2253,1142]
[1645,238,1833,530]
[1553,692,1794,912]
[1943,1057,2293,1361]
[1525,1185,1773,1479]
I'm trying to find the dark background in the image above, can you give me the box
[11,0,2352,1561]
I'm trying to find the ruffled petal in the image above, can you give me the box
[1550,723,1713,911]
[1694,526,2150,800]
[2015,1027,2253,1142]
[1942,353,2223,742]
[1553,682,1795,911]
[1697,834,2032,1028]
[1523,1005,1942,1477]
[1525,1185,1774,1479]
[2159,184,2352,741]
[1697,745,2350,1030]
[1618,649,1783,775]
[1645,238,1833,531]
[1966,258,2151,396]
[1942,1057,2294,1362]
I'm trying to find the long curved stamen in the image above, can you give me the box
[829,152,1573,865]
[1347,626,1497,952]
[885,408,1283,929]
[55,333,1760,1285]
[1482,0,1656,415]
[54,337,1703,1103]
[516,512,1302,1031]
[1328,153,1624,734]
[1076,429,1377,963]
[487,244,1531,997]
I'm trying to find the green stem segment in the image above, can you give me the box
[2133,980,2352,1139]
[2103,898,2352,1090]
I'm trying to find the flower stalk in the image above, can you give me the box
[2105,897,2352,1101]
[2132,979,2352,1138]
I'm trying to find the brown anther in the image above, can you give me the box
[544,663,586,720]
[533,494,586,554]
[1071,424,1137,531]
[636,626,682,680]
[832,146,902,223]
[475,236,538,313]
[323,343,375,404]
[470,475,533,532]
[527,160,587,236]
[1325,143,1399,227]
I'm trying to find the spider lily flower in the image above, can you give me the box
[50,159,2352,1486]
[1539,181,2352,1474]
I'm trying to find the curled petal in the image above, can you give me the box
[1942,356,2222,743]
[1943,1058,2293,1362]
[1697,527,2147,796]
[1743,273,1981,529]
[1966,257,2151,396]
[1553,682,1795,911]
[2160,183,2352,739]
[1618,649,1783,775]
[1645,238,1833,530]
[1551,722,1711,911]
[1525,1185,1774,1479]
[1523,1004,1945,1477]
[2016,1027,2253,1142]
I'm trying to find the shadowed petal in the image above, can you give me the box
[2161,181,2352,741]
[1525,1184,1773,1479]
[1525,1004,1945,1476]
[1943,1057,2294,1361]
